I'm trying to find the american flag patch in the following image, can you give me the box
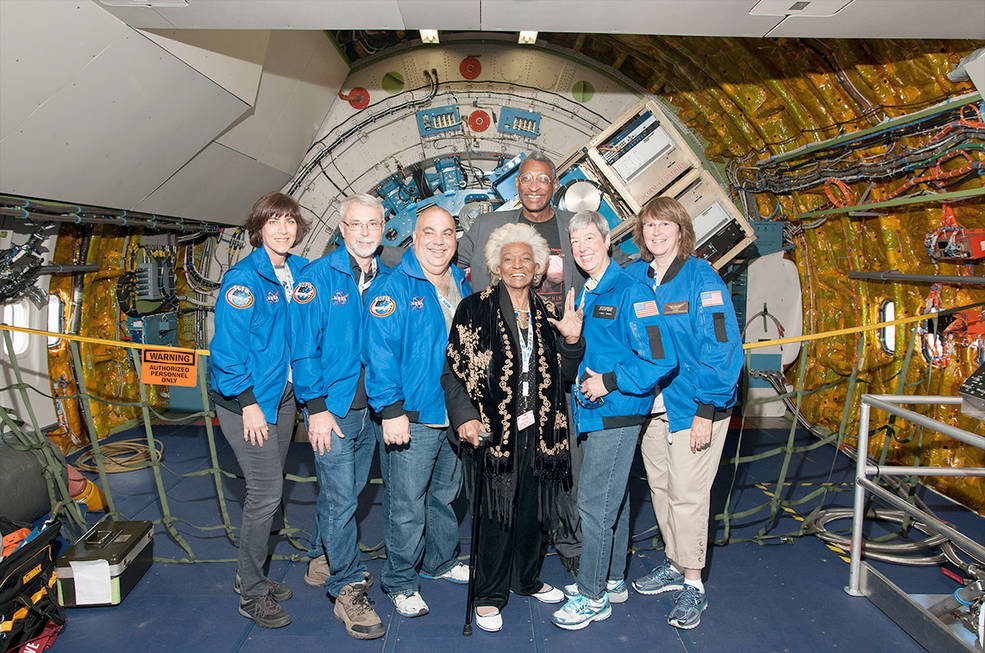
[701,290,724,307]
[634,300,659,318]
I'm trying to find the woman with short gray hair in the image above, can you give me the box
[443,222,584,633]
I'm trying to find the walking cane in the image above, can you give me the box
[463,431,489,637]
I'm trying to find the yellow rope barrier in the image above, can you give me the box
[741,308,952,351]
[0,306,961,356]
[0,323,209,356]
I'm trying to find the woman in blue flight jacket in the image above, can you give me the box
[210,192,309,629]
[550,211,678,632]
[623,196,743,631]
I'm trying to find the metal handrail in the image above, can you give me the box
[846,394,985,596]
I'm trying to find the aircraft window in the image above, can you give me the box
[47,295,63,347]
[1,300,29,355]
[878,299,895,354]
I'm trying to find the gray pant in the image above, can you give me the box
[216,385,296,599]
[553,411,584,560]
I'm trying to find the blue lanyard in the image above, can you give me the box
[516,311,534,375]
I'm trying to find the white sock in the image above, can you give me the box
[684,578,704,593]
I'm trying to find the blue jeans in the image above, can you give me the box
[378,422,462,596]
[306,407,379,597]
[576,424,640,601]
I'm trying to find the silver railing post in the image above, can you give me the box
[846,399,870,596]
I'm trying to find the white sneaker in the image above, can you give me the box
[474,608,502,632]
[392,591,429,618]
[420,562,469,584]
[532,584,565,604]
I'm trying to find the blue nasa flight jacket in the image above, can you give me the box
[290,246,390,416]
[572,260,678,434]
[209,246,308,423]
[624,256,744,432]
[363,249,471,425]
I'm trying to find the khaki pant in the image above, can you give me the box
[640,414,729,571]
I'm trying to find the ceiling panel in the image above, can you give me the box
[1,1,130,139]
[479,0,784,37]
[95,0,405,29]
[768,0,985,38]
[397,0,481,30]
[134,142,289,224]
[0,30,248,209]
[217,30,349,175]
[93,0,985,38]
[140,29,269,105]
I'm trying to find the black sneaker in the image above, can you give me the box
[238,593,291,628]
[234,571,293,602]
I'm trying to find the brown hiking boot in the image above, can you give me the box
[304,555,373,588]
[304,555,330,587]
[334,583,385,639]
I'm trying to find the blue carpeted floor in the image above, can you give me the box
[47,419,983,652]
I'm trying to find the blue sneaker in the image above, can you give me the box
[561,580,627,603]
[632,561,684,595]
[668,584,707,629]
[606,579,628,604]
[551,593,611,630]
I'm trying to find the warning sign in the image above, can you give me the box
[141,348,197,387]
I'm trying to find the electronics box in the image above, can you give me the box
[56,521,153,607]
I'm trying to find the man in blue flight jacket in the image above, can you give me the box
[290,194,399,640]
[363,205,472,618]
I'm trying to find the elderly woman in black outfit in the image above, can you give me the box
[443,222,584,633]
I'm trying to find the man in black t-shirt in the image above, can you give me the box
[457,152,586,300]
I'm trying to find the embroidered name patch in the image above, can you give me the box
[410,296,425,310]
[225,285,254,309]
[370,295,396,317]
[592,304,617,319]
[266,290,279,305]
[332,290,349,306]
[633,300,659,318]
[663,300,689,315]
[701,290,724,307]
[293,282,316,304]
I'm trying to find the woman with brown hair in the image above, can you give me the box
[210,191,310,629]
[623,196,743,630]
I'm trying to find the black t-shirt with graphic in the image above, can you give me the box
[520,215,565,307]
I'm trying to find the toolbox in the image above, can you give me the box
[56,520,153,607]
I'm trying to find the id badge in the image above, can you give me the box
[517,410,535,430]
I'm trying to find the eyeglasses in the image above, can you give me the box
[517,173,554,185]
[341,220,384,232]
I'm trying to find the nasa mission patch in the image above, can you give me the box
[225,285,254,309]
[370,295,396,318]
[293,282,316,304]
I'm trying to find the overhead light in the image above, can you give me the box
[420,29,439,44]
[518,31,538,45]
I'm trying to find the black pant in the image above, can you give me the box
[474,427,543,610]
